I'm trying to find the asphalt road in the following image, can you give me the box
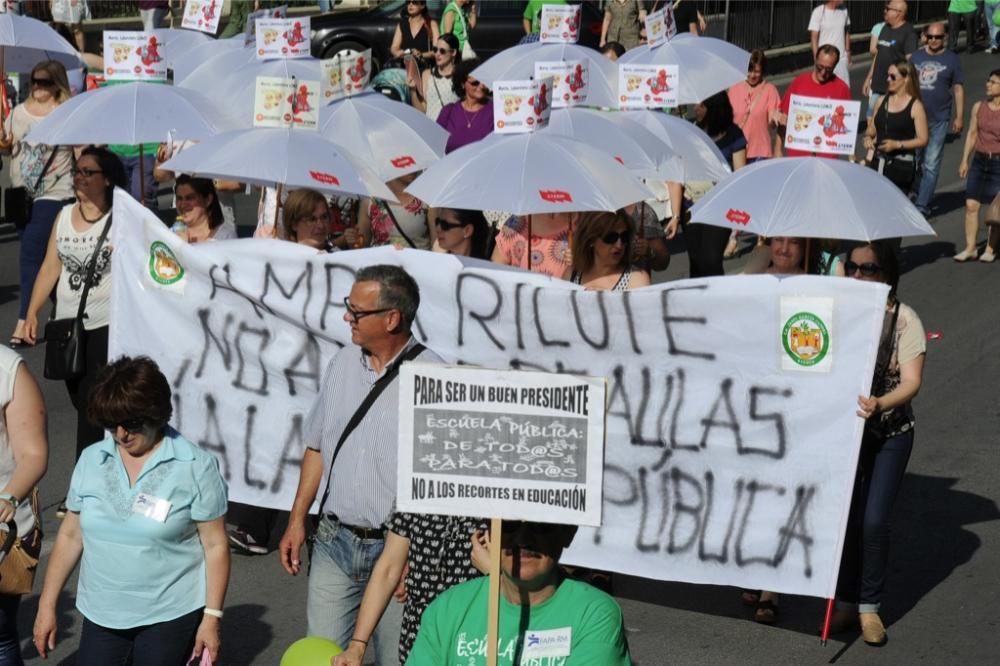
[1,50,998,665]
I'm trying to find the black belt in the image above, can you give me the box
[975,151,1000,161]
[327,514,385,540]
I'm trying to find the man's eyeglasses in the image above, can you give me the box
[815,63,836,75]
[926,33,945,40]
[102,418,147,434]
[343,297,394,321]
[72,167,103,178]
[600,230,632,245]
[884,4,900,13]
[845,261,882,277]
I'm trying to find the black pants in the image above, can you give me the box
[65,325,109,460]
[949,10,980,50]
[0,594,24,666]
[684,222,731,278]
[227,501,280,545]
[77,608,202,666]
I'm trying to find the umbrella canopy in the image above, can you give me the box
[172,38,246,84]
[471,42,617,108]
[177,46,258,90]
[160,127,396,201]
[618,33,750,104]
[26,82,234,145]
[151,27,214,70]
[216,58,325,127]
[615,110,730,182]
[319,92,448,181]
[0,13,83,72]
[406,132,655,215]
[689,157,936,240]
[544,107,682,181]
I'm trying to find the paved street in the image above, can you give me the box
[1,47,998,665]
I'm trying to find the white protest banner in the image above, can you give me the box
[785,95,861,156]
[398,364,606,526]
[256,17,311,60]
[320,50,372,101]
[245,5,288,46]
[645,8,669,48]
[111,192,889,599]
[103,31,167,82]
[618,64,678,109]
[181,0,222,35]
[535,61,588,108]
[493,78,553,134]
[253,77,319,129]
[540,4,582,43]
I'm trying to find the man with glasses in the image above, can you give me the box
[774,44,852,158]
[912,22,965,216]
[863,2,917,117]
[278,265,440,664]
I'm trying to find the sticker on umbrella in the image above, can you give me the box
[618,64,678,110]
[255,17,311,60]
[780,297,834,373]
[540,4,582,44]
[494,78,553,134]
[181,0,222,35]
[785,95,861,156]
[254,77,320,130]
[535,61,588,108]
[321,50,372,101]
[103,31,167,82]
[245,5,288,46]
[645,6,677,48]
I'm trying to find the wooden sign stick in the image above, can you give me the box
[486,517,503,666]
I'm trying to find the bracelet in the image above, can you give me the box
[203,608,223,618]
[0,493,19,508]
[350,638,368,646]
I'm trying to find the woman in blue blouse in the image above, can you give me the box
[32,356,230,665]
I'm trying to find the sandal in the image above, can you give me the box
[723,237,740,259]
[8,337,27,349]
[740,589,761,606]
[754,598,779,624]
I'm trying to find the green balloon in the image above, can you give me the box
[280,637,344,666]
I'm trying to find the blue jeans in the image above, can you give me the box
[308,516,402,664]
[0,594,23,666]
[119,153,158,209]
[318,0,333,12]
[916,120,950,211]
[988,1,1000,46]
[16,198,66,319]
[76,608,202,666]
[837,429,914,613]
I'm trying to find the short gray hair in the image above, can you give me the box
[355,264,420,331]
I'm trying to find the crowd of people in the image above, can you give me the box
[0,0,987,663]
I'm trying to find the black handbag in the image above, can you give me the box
[43,213,112,381]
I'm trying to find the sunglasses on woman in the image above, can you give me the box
[102,418,147,434]
[31,77,55,87]
[434,47,453,54]
[845,261,882,277]
[600,230,632,245]
[435,218,464,231]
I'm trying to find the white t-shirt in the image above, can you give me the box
[54,204,112,330]
[0,348,37,536]
[809,5,851,84]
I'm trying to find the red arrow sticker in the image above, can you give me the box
[725,208,751,226]
[391,156,416,169]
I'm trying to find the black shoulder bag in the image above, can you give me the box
[313,342,426,524]
[43,213,113,381]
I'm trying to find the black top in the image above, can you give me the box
[872,23,918,94]
[875,97,917,155]
[673,0,699,33]
[399,17,432,54]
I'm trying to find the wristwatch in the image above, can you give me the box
[0,493,19,508]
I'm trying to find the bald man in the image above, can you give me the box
[864,1,918,101]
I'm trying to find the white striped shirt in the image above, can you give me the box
[305,337,441,529]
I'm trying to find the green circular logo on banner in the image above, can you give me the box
[148,241,184,286]
[782,312,830,367]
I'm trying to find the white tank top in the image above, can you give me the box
[0,348,38,536]
[54,204,112,330]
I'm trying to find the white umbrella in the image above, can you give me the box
[172,38,246,84]
[152,27,213,69]
[472,42,618,108]
[160,127,396,201]
[689,157,936,240]
[177,46,258,92]
[214,58,325,127]
[615,111,730,182]
[319,92,448,181]
[619,33,750,104]
[0,12,83,72]
[544,107,682,181]
[406,132,655,215]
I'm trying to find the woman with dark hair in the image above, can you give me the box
[0,60,75,348]
[33,356,230,664]
[409,33,461,120]
[830,241,925,647]
[436,58,493,153]
[564,211,651,290]
[172,175,235,243]
[600,41,626,61]
[22,149,127,509]
[432,207,492,259]
[390,0,439,61]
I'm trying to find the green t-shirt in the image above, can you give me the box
[406,577,632,666]
[948,0,976,13]
[524,0,567,33]
[442,2,469,50]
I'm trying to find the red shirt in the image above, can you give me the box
[780,72,853,158]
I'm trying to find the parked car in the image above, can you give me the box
[310,0,603,70]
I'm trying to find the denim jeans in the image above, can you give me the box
[837,429,914,613]
[988,1,1000,46]
[76,608,202,666]
[308,516,402,664]
[916,120,950,211]
[0,594,24,666]
[16,198,65,319]
[119,153,158,209]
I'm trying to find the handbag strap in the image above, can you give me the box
[316,342,426,516]
[870,301,900,394]
[33,148,60,194]
[380,200,419,249]
[74,211,113,324]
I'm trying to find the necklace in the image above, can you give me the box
[462,103,482,128]
[78,202,108,223]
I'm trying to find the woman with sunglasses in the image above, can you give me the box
[33,356,230,665]
[391,0,439,62]
[436,59,493,154]
[409,34,461,121]
[172,176,237,244]
[565,211,651,290]
[864,61,928,194]
[956,69,1000,262]
[431,207,492,259]
[0,61,75,349]
[829,241,925,647]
